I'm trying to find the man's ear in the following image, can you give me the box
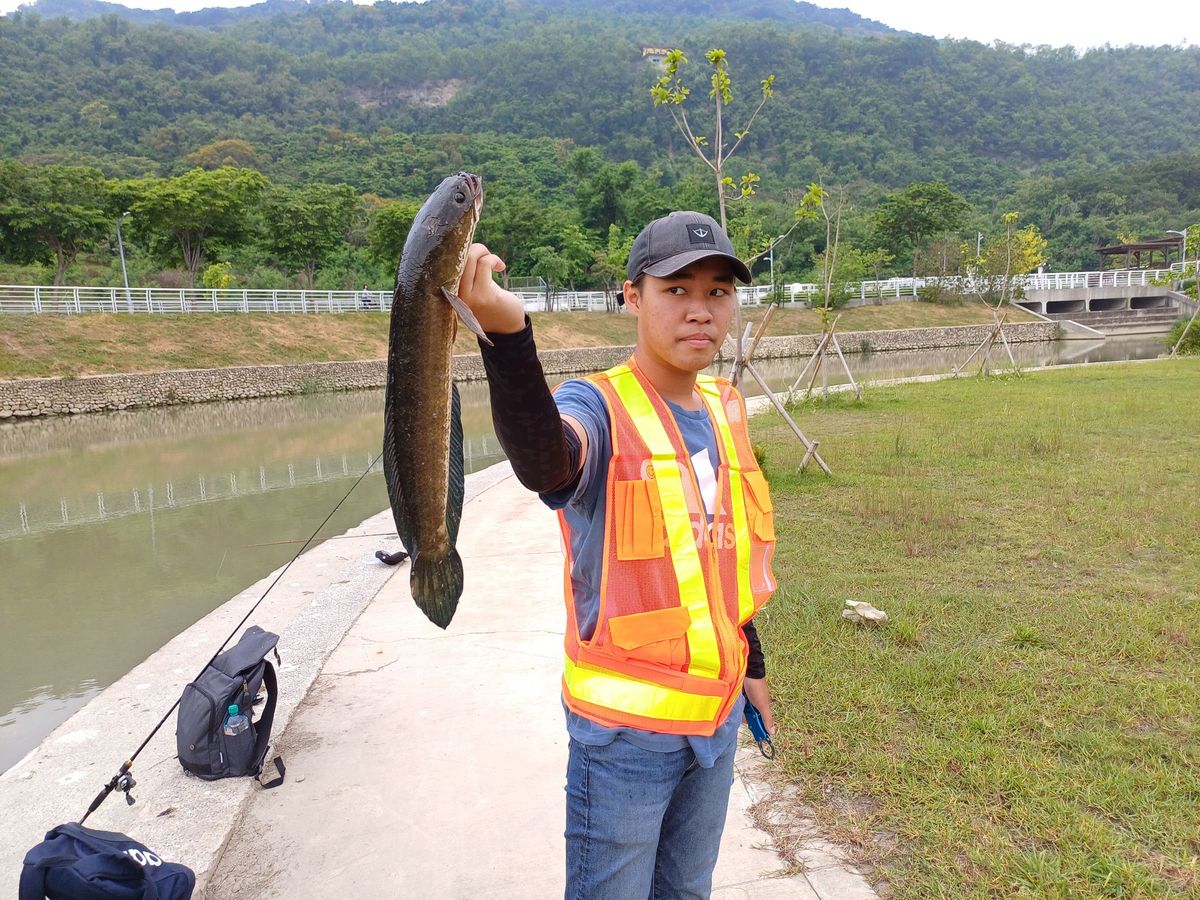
[622,279,640,316]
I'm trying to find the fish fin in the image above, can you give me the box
[440,285,495,347]
[410,548,463,629]
[382,392,418,557]
[446,383,465,545]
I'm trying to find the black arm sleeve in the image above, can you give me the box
[478,317,582,494]
[743,618,766,679]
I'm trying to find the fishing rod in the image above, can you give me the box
[80,450,388,824]
[240,531,397,549]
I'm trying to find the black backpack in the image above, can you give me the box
[20,823,195,900]
[175,625,280,781]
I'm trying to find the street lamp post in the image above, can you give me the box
[116,211,132,313]
[1166,228,1188,270]
[767,233,785,300]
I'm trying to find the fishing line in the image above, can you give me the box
[239,531,398,549]
[81,449,387,823]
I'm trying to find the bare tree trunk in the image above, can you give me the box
[181,233,204,289]
[50,240,68,286]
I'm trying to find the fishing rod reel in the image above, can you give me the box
[80,760,137,824]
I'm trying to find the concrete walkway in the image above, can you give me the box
[0,462,878,899]
[204,467,878,900]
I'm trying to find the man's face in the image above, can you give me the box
[624,257,737,377]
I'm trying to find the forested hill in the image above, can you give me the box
[2,0,1197,197]
[1,0,1198,275]
[15,0,898,33]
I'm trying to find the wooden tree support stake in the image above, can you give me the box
[742,358,832,475]
[786,314,859,399]
[731,305,776,388]
[955,310,1012,377]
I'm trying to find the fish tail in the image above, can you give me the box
[410,548,463,629]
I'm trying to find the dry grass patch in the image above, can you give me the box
[1,302,1041,380]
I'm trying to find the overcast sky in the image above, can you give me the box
[830,0,1192,49]
[0,0,1194,47]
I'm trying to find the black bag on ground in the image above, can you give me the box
[20,822,195,900]
[175,625,279,780]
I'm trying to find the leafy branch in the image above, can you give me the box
[652,48,775,230]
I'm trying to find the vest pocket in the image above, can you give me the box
[742,470,776,542]
[609,606,691,669]
[614,478,665,560]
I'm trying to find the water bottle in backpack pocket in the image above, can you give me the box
[175,626,279,780]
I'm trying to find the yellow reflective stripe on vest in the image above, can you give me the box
[608,368,721,678]
[697,376,756,625]
[564,656,723,723]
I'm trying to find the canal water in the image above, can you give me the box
[0,334,1169,771]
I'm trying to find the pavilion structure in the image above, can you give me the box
[1097,238,1182,270]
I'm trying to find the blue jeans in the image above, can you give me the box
[564,734,736,899]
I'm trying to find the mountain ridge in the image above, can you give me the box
[10,0,900,35]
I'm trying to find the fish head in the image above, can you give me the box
[403,172,485,288]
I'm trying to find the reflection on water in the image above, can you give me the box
[0,334,1169,771]
[0,385,503,772]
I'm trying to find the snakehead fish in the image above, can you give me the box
[382,172,490,629]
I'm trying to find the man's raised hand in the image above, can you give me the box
[457,243,526,335]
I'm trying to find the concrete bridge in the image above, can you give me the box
[1016,267,1195,335]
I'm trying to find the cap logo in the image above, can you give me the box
[687,224,714,244]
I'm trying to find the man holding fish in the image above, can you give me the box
[458,208,778,899]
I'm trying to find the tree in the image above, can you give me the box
[972,212,1048,305]
[589,224,634,312]
[651,47,775,371]
[365,199,421,270]
[864,247,895,283]
[530,245,570,311]
[799,182,851,315]
[186,139,262,171]
[262,183,360,288]
[873,181,971,278]
[568,148,640,236]
[0,161,112,285]
[128,167,268,287]
[651,48,775,233]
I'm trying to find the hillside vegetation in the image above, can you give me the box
[1,0,1197,286]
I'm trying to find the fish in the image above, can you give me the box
[381,172,490,629]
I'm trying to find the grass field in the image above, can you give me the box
[752,359,1200,897]
[0,301,1035,379]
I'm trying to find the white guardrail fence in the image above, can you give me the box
[0,266,1186,316]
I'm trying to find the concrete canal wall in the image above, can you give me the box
[0,321,1058,419]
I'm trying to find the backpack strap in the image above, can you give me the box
[251,661,279,781]
[18,857,51,900]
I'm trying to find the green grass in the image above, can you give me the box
[753,360,1200,898]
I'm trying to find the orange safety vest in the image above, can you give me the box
[558,360,776,736]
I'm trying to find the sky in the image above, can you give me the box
[0,0,1193,48]
[829,1,1193,50]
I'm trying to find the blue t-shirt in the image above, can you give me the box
[541,379,744,768]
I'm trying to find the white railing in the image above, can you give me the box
[1018,268,1175,291]
[0,285,391,315]
[0,268,1184,316]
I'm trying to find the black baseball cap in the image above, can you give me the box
[626,211,752,286]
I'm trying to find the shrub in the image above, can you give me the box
[918,283,965,305]
[1165,317,1199,355]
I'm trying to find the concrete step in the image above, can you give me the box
[1044,311,1182,323]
